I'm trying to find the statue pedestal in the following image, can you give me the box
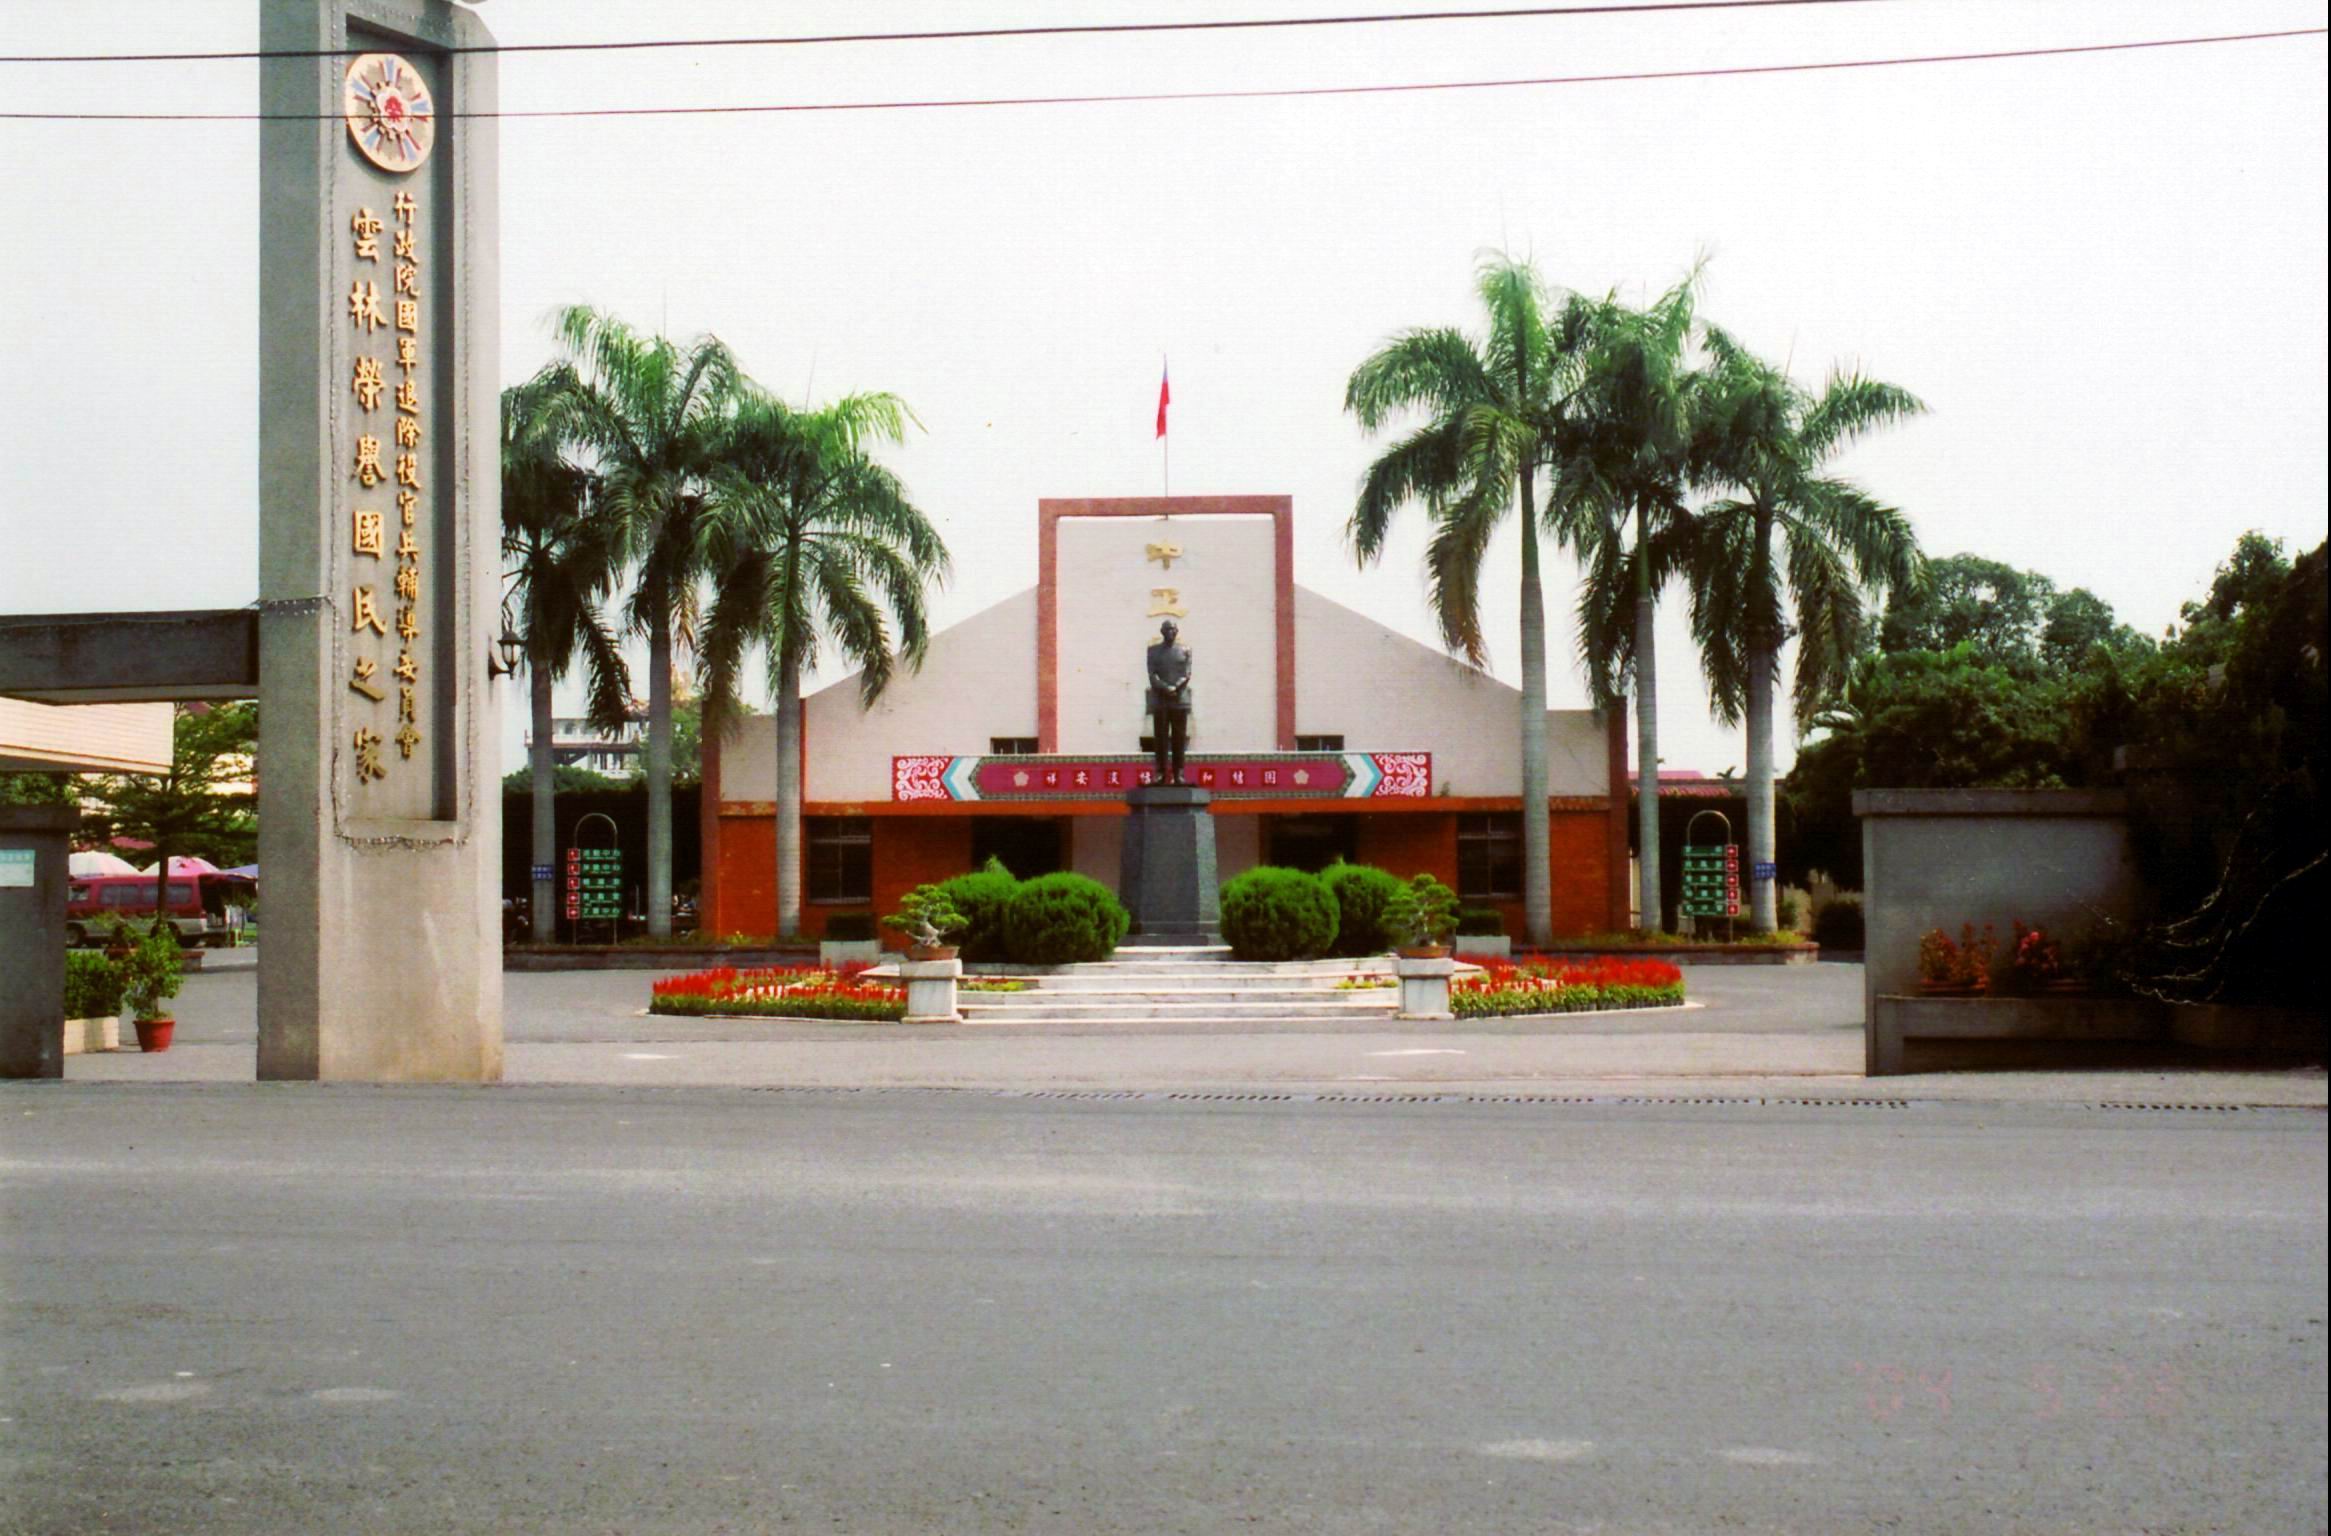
[1119,784,1220,946]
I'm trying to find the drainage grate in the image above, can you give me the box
[2095,1101,2248,1113]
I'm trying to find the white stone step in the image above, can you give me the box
[1025,972,1385,993]
[958,998,1398,1020]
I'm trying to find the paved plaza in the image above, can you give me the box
[59,954,2331,1107]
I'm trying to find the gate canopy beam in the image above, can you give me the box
[0,609,260,703]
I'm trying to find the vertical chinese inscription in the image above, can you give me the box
[339,49,438,811]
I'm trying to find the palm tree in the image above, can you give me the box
[1345,254,1595,946]
[549,306,739,938]
[501,364,632,942]
[1556,273,1706,933]
[1687,327,1924,930]
[697,386,950,939]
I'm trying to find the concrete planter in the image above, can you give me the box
[2167,1003,2324,1052]
[1393,954,1455,1021]
[1869,993,2163,1075]
[1452,935,1511,961]
[62,1016,120,1055]
[819,938,883,968]
[896,956,963,1025]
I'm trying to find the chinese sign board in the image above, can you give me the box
[0,850,34,889]
[892,752,1432,802]
[1681,842,1740,919]
[565,847,623,922]
[337,46,448,819]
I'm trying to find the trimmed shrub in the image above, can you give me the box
[1001,872,1129,965]
[1455,906,1507,937]
[1319,862,1404,956]
[939,858,1020,962]
[1812,896,1864,950]
[64,950,124,1019]
[1219,866,1338,961]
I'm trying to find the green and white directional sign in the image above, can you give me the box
[1680,841,1739,919]
[564,846,623,922]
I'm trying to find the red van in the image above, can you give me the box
[65,873,255,948]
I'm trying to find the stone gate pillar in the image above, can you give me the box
[256,0,501,1080]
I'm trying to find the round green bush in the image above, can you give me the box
[939,861,1020,962]
[1811,896,1864,950]
[1000,872,1129,965]
[1318,862,1404,957]
[1219,866,1338,961]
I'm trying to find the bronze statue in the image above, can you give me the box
[1145,619,1194,784]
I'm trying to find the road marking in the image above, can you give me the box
[95,1382,211,1403]
[310,1387,400,1404]
[1480,1438,1596,1462]
[1719,1447,1822,1466]
[623,1053,676,1061]
[1368,1048,1467,1057]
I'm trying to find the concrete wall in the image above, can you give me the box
[0,807,74,1078]
[1856,789,2145,1054]
[1053,514,1280,755]
[0,699,172,774]
[725,590,1039,805]
[1293,589,1605,797]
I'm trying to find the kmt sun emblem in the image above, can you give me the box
[342,53,435,174]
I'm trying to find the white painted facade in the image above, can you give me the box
[0,699,172,774]
[1053,513,1279,756]
[720,583,1606,803]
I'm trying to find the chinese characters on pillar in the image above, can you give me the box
[347,188,425,787]
[1145,536,1187,618]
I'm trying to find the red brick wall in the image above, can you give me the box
[711,813,977,941]
[712,804,1618,941]
[1351,809,1608,939]
[1356,814,1456,885]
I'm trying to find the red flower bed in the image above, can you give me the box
[1452,956,1685,1017]
[650,964,906,1022]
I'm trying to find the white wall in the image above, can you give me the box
[1293,588,1605,798]
[0,699,172,774]
[1054,513,1278,755]
[722,589,1039,803]
[722,580,1609,806]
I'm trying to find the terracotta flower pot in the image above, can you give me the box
[908,944,960,963]
[134,1016,175,1053]
[1397,944,1450,961]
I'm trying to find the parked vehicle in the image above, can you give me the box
[65,872,256,948]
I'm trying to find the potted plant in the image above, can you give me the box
[117,920,185,1052]
[1916,923,1992,995]
[1381,873,1460,959]
[1989,920,2063,996]
[884,884,968,962]
[62,949,125,1054]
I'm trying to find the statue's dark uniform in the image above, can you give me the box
[1145,619,1193,784]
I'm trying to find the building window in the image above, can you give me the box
[972,817,1064,879]
[1295,734,1344,753]
[1266,815,1357,874]
[1456,813,1522,901]
[989,737,1040,756]
[805,817,873,903]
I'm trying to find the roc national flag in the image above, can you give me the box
[1155,360,1171,439]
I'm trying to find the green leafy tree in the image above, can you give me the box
[501,763,626,795]
[2038,586,2148,672]
[1878,553,2055,668]
[1687,329,1924,930]
[503,364,633,941]
[79,703,258,913]
[697,386,949,939]
[1344,252,1596,945]
[550,305,740,937]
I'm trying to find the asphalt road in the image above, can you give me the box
[4,1084,2324,1534]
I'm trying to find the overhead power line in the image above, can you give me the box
[0,1,1905,65]
[0,27,2318,121]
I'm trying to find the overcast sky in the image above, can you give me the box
[2,0,2325,780]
